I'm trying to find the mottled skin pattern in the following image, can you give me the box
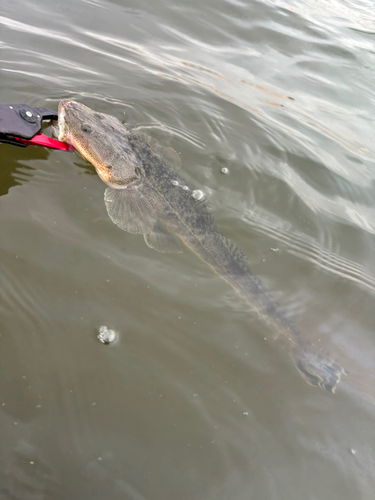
[56,99,347,391]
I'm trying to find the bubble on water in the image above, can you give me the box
[171,180,179,186]
[182,185,189,191]
[97,326,117,344]
[192,189,204,201]
[221,167,229,174]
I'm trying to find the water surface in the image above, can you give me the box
[1,0,375,498]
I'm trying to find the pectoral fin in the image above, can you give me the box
[104,188,182,253]
[104,187,156,234]
[144,222,182,253]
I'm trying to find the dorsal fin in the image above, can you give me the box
[125,125,182,169]
[194,201,218,233]
[210,232,251,273]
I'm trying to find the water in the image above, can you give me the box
[0,0,374,498]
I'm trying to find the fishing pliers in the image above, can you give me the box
[0,103,73,151]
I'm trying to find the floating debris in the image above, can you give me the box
[97,325,117,344]
[221,167,229,174]
[192,189,204,201]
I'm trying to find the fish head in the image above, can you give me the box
[55,99,144,188]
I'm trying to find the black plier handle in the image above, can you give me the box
[0,103,73,151]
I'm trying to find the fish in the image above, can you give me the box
[54,99,347,391]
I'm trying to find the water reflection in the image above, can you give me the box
[0,145,50,196]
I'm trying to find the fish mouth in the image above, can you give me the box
[50,119,59,138]
[53,99,76,141]
[58,99,76,112]
[50,99,72,138]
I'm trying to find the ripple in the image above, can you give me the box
[0,258,51,330]
[244,208,375,292]
[131,122,206,149]
[273,0,375,33]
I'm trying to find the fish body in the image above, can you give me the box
[55,99,347,391]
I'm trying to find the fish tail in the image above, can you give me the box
[290,347,348,392]
[188,231,348,391]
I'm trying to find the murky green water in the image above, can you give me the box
[1,0,375,498]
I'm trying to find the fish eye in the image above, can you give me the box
[81,124,92,133]
[106,165,112,170]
